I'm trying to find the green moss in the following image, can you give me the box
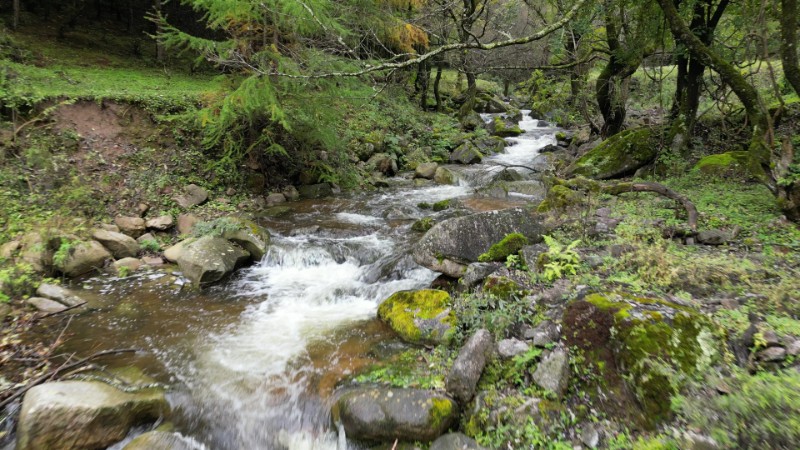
[693,151,766,181]
[429,397,455,430]
[478,233,529,262]
[482,276,523,298]
[555,131,567,141]
[568,128,656,179]
[491,116,523,137]
[377,290,456,345]
[537,185,584,212]
[432,199,451,211]
[411,217,435,232]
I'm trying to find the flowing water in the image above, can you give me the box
[50,111,558,450]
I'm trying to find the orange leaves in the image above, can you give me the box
[386,22,429,54]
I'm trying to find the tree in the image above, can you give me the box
[781,0,800,96]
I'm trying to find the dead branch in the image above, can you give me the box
[602,181,698,232]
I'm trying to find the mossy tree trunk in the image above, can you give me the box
[433,65,443,112]
[781,0,800,96]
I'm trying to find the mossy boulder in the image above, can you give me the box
[537,185,584,212]
[434,167,458,185]
[564,293,720,427]
[333,387,459,442]
[378,289,456,345]
[412,217,435,233]
[478,233,528,262]
[566,128,656,179]
[692,151,766,181]
[56,240,113,278]
[489,116,523,137]
[450,142,484,164]
[482,275,523,298]
[221,218,271,261]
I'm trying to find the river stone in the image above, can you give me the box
[434,167,457,185]
[173,184,208,208]
[146,215,174,231]
[298,183,333,199]
[113,257,143,272]
[415,162,438,179]
[283,185,300,201]
[221,218,271,261]
[532,346,570,398]
[123,431,198,450]
[91,229,139,259]
[16,381,168,450]
[177,236,250,287]
[498,338,530,358]
[36,284,85,307]
[450,142,483,164]
[114,216,147,238]
[266,192,287,206]
[334,387,458,442]
[56,240,112,277]
[27,297,67,313]
[163,240,190,263]
[446,329,493,404]
[378,290,456,345]
[430,432,487,450]
[460,262,501,288]
[177,214,200,235]
[413,208,547,278]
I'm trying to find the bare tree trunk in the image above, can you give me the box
[781,0,800,96]
[154,0,165,62]
[433,65,443,112]
[13,0,20,30]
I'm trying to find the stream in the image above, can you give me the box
[51,111,558,450]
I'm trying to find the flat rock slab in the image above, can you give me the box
[91,229,139,259]
[36,284,85,307]
[27,297,67,313]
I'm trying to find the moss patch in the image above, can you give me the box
[478,233,528,262]
[567,128,656,179]
[491,116,523,137]
[429,397,455,430]
[411,217,435,232]
[377,289,456,345]
[693,151,766,181]
[537,185,584,212]
[432,199,452,212]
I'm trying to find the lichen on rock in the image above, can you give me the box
[378,289,456,345]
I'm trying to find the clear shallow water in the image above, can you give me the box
[52,110,557,450]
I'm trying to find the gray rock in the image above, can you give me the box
[298,183,333,199]
[136,233,157,244]
[173,184,209,208]
[91,229,139,259]
[141,256,164,266]
[123,431,198,450]
[283,185,300,201]
[163,240,189,263]
[460,262,501,288]
[519,244,548,272]
[580,425,600,448]
[430,433,486,450]
[27,297,67,313]
[498,338,530,358]
[334,387,458,442]
[114,216,147,238]
[36,284,85,307]
[266,192,286,206]
[681,430,720,450]
[697,229,732,246]
[221,218,271,261]
[413,208,547,278]
[529,320,560,347]
[434,166,458,185]
[177,214,199,235]
[113,257,143,272]
[177,236,250,287]
[532,346,569,397]
[415,163,438,179]
[56,240,112,277]
[98,223,120,233]
[757,346,786,362]
[446,329,493,404]
[16,381,167,450]
[786,339,800,356]
[146,215,174,231]
[20,232,48,273]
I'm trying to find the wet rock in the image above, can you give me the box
[488,116,523,137]
[36,284,85,307]
[334,387,458,442]
[434,167,458,185]
[412,218,435,233]
[114,216,147,238]
[757,346,786,362]
[123,431,198,450]
[27,297,67,313]
[113,257,143,272]
[430,433,486,450]
[450,142,483,164]
[532,346,569,398]
[177,214,199,235]
[529,320,560,347]
[91,229,139,259]
[413,208,547,278]
[697,229,732,246]
[260,206,293,217]
[221,218,271,261]
[146,215,174,231]
[177,236,250,287]
[384,205,418,221]
[498,338,529,358]
[266,192,287,206]
[446,329,493,404]
[173,184,209,208]
[472,135,506,155]
[56,240,112,277]
[378,290,456,345]
[415,162,438,179]
[298,183,333,199]
[16,381,167,450]
[460,262,501,288]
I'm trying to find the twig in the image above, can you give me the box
[34,302,87,321]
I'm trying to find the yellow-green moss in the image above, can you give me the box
[429,397,455,430]
[478,233,528,262]
[432,199,451,211]
[492,116,523,137]
[537,185,584,212]
[412,217,434,232]
[482,276,523,298]
[693,151,766,181]
[568,128,655,179]
[377,290,456,345]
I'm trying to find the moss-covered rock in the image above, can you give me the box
[433,199,452,212]
[566,128,656,179]
[450,142,484,164]
[482,275,523,298]
[378,289,456,345]
[489,116,523,137]
[478,233,528,262]
[692,151,766,181]
[412,217,435,232]
[536,185,584,212]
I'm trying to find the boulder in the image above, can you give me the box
[472,135,506,155]
[334,387,458,442]
[27,297,67,313]
[446,329,493,404]
[173,184,209,208]
[430,433,486,450]
[566,128,656,179]
[283,185,301,201]
[434,167,458,185]
[142,256,164,266]
[413,208,547,278]
[460,111,485,131]
[693,151,766,181]
[113,257,143,272]
[114,216,147,238]
[697,229,732,246]
[498,338,530,358]
[460,262,501,288]
[221,218,271,261]
[532,346,570,398]
[56,240,112,277]
[163,240,190,263]
[123,431,198,450]
[266,192,287,206]
[488,116,522,137]
[378,290,456,345]
[177,236,251,287]
[415,163,438,179]
[91,229,139,259]
[298,183,333,199]
[36,284,85,307]
[20,232,49,273]
[177,214,199,235]
[16,381,167,450]
[450,142,483,164]
[367,153,398,175]
[98,223,120,233]
[146,215,174,231]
